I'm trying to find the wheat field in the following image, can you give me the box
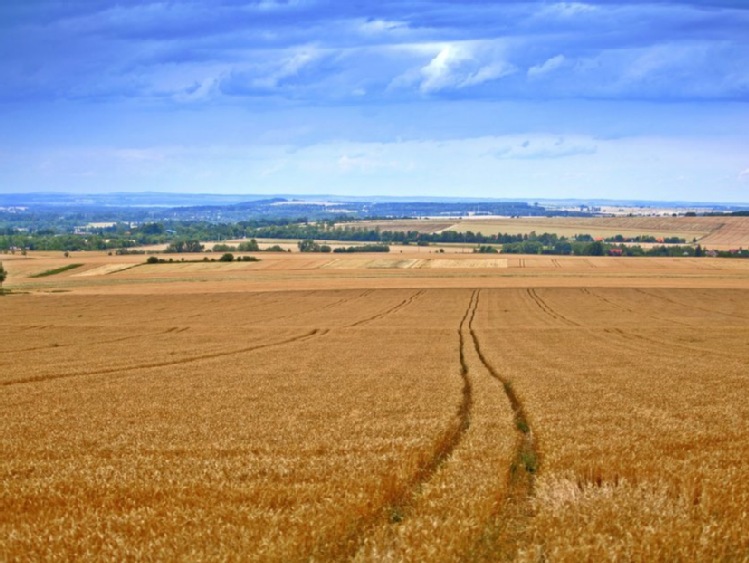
[1,252,749,560]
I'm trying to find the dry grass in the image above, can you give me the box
[1,253,749,560]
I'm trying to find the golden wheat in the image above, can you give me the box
[1,256,748,560]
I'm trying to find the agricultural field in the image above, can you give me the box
[345,216,749,250]
[1,251,749,560]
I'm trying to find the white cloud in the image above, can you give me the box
[416,43,515,93]
[739,168,749,182]
[463,61,516,87]
[528,55,566,78]
[252,47,320,89]
[419,45,470,92]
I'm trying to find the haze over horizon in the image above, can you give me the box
[1,1,748,202]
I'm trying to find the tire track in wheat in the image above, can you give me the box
[526,288,580,327]
[601,326,745,361]
[632,289,701,327]
[350,289,425,327]
[469,290,539,560]
[637,288,749,321]
[317,290,476,561]
[0,327,176,355]
[2,329,324,387]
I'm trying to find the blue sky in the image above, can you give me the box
[1,1,748,202]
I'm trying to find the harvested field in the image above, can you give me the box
[445,216,749,246]
[1,252,749,560]
[333,216,749,250]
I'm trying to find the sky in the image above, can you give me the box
[1,1,748,202]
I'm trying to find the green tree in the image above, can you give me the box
[298,239,320,252]
[585,241,605,256]
[0,262,6,288]
[237,239,260,251]
[166,239,204,253]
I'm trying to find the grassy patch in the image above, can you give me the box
[29,264,84,278]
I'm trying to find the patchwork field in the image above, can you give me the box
[1,252,748,560]
[345,216,749,250]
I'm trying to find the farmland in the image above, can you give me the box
[344,216,749,250]
[1,251,749,560]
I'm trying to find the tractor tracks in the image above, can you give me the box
[602,326,744,361]
[0,327,180,355]
[468,290,539,559]
[332,289,539,561]
[350,289,425,327]
[637,288,749,321]
[319,290,476,560]
[2,329,326,387]
[526,288,580,327]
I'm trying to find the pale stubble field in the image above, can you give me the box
[1,253,748,561]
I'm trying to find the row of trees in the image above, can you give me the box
[333,244,390,253]
[499,240,706,257]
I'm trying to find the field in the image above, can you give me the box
[345,216,749,250]
[2,250,749,560]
